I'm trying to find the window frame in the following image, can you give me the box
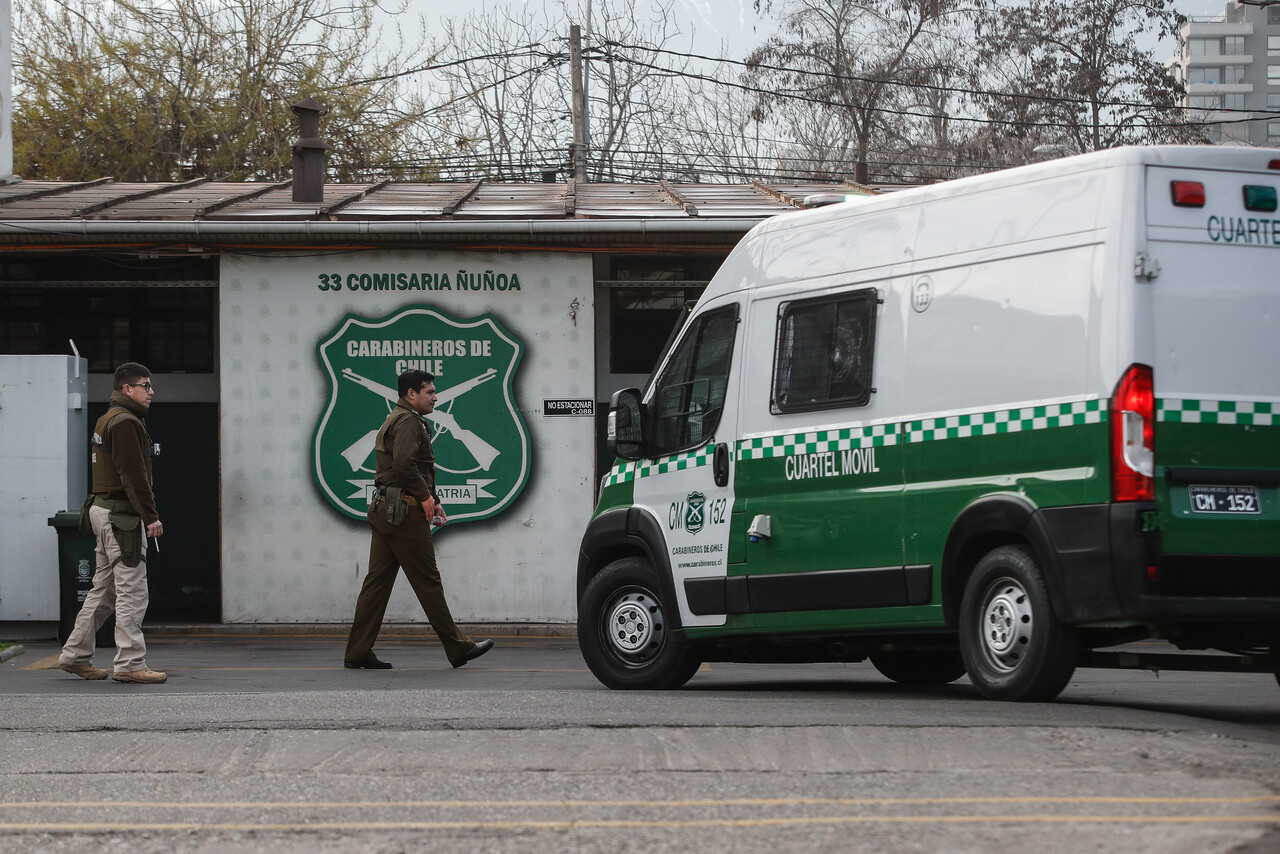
[1189,94,1224,110]
[1189,66,1223,84]
[647,303,740,457]
[770,287,879,415]
[1189,38,1221,57]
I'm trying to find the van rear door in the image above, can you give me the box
[1143,160,1280,592]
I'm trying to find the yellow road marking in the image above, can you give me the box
[0,816,1277,833]
[22,655,61,671]
[5,795,1279,809]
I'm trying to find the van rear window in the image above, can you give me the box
[772,288,877,413]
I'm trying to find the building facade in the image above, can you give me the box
[0,177,869,635]
[1172,1,1280,146]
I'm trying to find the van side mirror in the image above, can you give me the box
[607,388,645,460]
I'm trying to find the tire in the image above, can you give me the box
[958,545,1079,702]
[577,557,701,690]
[869,649,967,686]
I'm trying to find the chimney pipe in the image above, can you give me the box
[291,97,330,203]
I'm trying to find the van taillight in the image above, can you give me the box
[1111,364,1155,502]
[1170,181,1205,207]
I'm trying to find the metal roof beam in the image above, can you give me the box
[196,181,291,218]
[442,180,483,216]
[0,178,115,208]
[321,180,390,217]
[74,177,210,217]
[659,181,699,217]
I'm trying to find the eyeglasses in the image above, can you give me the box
[127,382,154,392]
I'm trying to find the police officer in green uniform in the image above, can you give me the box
[344,369,494,669]
[58,362,167,684]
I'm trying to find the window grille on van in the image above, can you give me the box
[772,288,877,413]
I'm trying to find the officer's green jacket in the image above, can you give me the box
[91,390,159,524]
[372,399,437,503]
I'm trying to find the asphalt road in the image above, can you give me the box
[2,631,1279,853]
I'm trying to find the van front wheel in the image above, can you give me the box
[959,545,1078,702]
[578,557,701,690]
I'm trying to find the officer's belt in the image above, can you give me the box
[373,485,412,502]
[92,496,137,515]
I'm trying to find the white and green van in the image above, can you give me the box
[576,146,1280,701]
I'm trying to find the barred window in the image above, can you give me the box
[773,289,877,413]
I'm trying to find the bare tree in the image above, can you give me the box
[429,0,703,182]
[743,0,968,183]
[13,0,438,181]
[972,0,1193,155]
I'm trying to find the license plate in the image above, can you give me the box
[1187,485,1260,515]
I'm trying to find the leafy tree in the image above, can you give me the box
[13,0,439,181]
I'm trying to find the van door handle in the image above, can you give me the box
[713,442,730,487]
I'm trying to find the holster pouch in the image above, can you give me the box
[384,487,406,526]
[109,512,144,567]
[77,493,96,537]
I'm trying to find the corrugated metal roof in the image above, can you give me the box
[0,177,883,249]
[0,178,873,221]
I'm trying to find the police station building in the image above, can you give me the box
[0,164,866,635]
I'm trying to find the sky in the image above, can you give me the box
[400,0,1232,62]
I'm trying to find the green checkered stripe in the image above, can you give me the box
[606,444,717,485]
[905,399,1106,443]
[1157,398,1275,426]
[604,460,638,487]
[736,422,900,461]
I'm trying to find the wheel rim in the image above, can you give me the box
[978,576,1033,674]
[600,586,666,667]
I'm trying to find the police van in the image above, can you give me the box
[576,146,1280,702]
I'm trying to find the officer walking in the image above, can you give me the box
[58,362,167,684]
[344,369,494,670]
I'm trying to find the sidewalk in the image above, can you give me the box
[2,625,588,695]
[145,622,577,638]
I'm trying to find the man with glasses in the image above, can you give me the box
[58,362,168,684]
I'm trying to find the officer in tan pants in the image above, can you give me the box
[344,369,494,670]
[59,362,167,684]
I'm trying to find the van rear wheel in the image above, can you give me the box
[578,557,701,690]
[959,545,1078,702]
[868,649,966,686]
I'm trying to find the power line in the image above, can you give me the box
[597,38,1194,115]
[602,52,1275,131]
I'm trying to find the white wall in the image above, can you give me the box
[219,250,596,623]
[0,355,87,623]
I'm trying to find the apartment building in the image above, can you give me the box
[1171,1,1280,146]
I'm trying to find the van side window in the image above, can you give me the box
[773,289,877,413]
[650,305,739,455]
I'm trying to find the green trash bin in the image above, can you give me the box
[48,512,114,648]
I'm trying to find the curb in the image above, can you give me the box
[147,623,577,639]
[0,644,25,663]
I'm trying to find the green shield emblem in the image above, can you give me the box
[313,307,530,523]
[685,492,706,535]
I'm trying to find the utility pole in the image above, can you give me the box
[570,24,587,182]
[582,0,592,177]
